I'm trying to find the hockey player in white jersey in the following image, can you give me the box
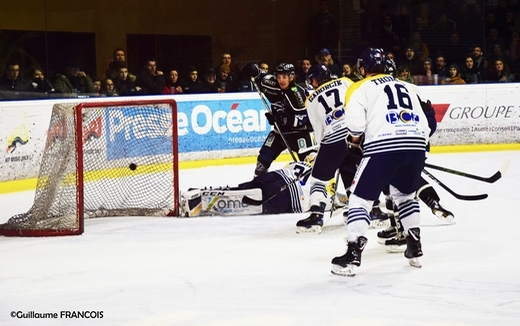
[331,48,436,276]
[294,64,360,233]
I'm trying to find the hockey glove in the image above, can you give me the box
[418,95,434,114]
[418,96,437,136]
[266,111,289,126]
[274,112,289,126]
[272,104,290,127]
[345,134,363,161]
[265,112,275,125]
[243,62,262,79]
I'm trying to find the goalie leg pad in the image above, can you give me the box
[179,189,203,217]
[180,188,263,217]
[202,188,263,216]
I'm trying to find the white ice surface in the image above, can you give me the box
[1,151,519,326]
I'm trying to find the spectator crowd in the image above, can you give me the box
[2,0,520,100]
[364,1,520,85]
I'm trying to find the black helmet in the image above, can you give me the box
[357,48,385,74]
[275,63,295,76]
[306,64,331,86]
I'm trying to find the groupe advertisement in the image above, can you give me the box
[1,83,520,188]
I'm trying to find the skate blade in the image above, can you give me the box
[369,219,390,229]
[296,225,322,234]
[386,245,406,253]
[434,211,456,224]
[408,257,422,268]
[331,264,357,277]
[377,237,395,245]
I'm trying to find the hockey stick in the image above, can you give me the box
[328,169,341,218]
[424,159,510,183]
[242,169,312,206]
[422,169,488,201]
[250,77,298,162]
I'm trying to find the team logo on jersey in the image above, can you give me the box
[297,138,307,149]
[264,79,277,86]
[325,108,345,125]
[291,86,305,106]
[265,132,276,146]
[386,110,420,124]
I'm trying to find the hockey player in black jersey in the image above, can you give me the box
[243,62,317,177]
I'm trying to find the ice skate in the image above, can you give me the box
[384,231,406,253]
[377,210,402,244]
[331,236,368,277]
[431,201,455,224]
[377,226,397,244]
[296,213,323,234]
[369,205,389,229]
[404,227,423,268]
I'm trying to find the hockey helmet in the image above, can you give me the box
[275,63,295,76]
[306,64,331,87]
[356,48,385,74]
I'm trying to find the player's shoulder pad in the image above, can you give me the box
[345,74,394,104]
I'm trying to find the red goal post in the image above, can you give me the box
[0,99,179,237]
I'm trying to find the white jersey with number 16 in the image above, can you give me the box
[343,74,431,156]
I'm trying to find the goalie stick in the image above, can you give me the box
[242,169,312,206]
[422,169,488,201]
[250,77,298,162]
[424,159,509,183]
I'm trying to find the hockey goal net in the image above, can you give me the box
[0,99,179,237]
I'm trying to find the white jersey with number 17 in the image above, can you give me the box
[304,77,354,144]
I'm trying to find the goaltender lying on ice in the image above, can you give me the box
[179,160,348,217]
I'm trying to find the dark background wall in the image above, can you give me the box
[0,0,323,79]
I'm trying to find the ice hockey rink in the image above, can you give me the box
[1,150,519,326]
